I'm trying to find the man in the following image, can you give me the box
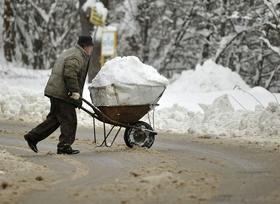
[24,36,93,155]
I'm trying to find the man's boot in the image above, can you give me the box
[57,144,80,155]
[24,134,38,153]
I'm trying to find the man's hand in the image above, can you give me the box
[69,92,80,100]
[68,92,82,108]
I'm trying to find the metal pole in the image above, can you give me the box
[93,118,96,144]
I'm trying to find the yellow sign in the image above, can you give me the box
[90,7,104,26]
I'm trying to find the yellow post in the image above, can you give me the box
[90,7,104,26]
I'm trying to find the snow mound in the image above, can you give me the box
[167,59,250,93]
[156,94,280,139]
[0,64,93,126]
[1,59,280,144]
[91,56,169,87]
[89,56,168,106]
[0,82,49,122]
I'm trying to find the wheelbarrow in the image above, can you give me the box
[80,98,161,148]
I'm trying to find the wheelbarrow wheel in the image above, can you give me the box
[124,121,155,148]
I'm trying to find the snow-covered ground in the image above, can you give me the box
[156,60,280,142]
[0,57,280,143]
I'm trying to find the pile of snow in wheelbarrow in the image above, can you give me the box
[89,56,168,106]
[1,55,280,143]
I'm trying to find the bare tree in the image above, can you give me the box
[3,0,16,62]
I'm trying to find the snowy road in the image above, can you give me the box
[0,120,280,204]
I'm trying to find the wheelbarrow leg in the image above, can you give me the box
[105,127,122,147]
[93,118,96,144]
[97,124,115,147]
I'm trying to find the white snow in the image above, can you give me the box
[160,59,251,111]
[89,56,168,106]
[156,60,280,141]
[82,0,108,22]
[1,57,280,144]
[165,59,249,93]
[156,95,280,141]
[0,59,93,126]
[90,56,169,87]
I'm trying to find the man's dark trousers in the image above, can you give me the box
[27,97,77,147]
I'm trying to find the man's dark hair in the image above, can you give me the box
[77,36,93,48]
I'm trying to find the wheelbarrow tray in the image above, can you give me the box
[97,105,150,124]
[89,83,165,106]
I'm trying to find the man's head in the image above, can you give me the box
[77,36,94,56]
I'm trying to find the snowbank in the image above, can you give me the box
[91,56,169,87]
[1,58,280,144]
[165,59,249,93]
[159,60,278,111]
[156,59,280,140]
[0,62,93,126]
[0,63,50,122]
[156,95,280,140]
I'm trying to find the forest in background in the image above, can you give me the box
[2,0,280,91]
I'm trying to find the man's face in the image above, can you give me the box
[84,46,93,56]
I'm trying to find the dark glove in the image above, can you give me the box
[68,92,82,108]
[74,98,82,109]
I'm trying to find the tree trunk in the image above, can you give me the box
[79,0,110,83]
[142,17,150,63]
[3,0,16,62]
[88,42,101,83]
[79,0,92,35]
[79,0,98,83]
[250,0,255,7]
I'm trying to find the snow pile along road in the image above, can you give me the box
[0,63,50,122]
[1,57,280,143]
[159,59,279,111]
[156,95,280,140]
[165,59,249,93]
[0,62,93,126]
[157,59,280,141]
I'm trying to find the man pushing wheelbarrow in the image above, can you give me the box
[24,39,168,155]
[24,36,93,155]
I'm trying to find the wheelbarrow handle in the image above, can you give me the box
[80,98,130,128]
[81,98,98,111]
[81,98,107,119]
[80,98,102,120]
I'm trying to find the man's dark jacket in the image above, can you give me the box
[44,44,89,104]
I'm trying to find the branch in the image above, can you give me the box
[49,10,79,48]
[260,36,280,56]
[264,0,280,25]
[265,64,280,89]
[27,0,57,23]
[52,21,77,48]
[159,1,197,72]
[214,31,246,63]
[15,16,33,55]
